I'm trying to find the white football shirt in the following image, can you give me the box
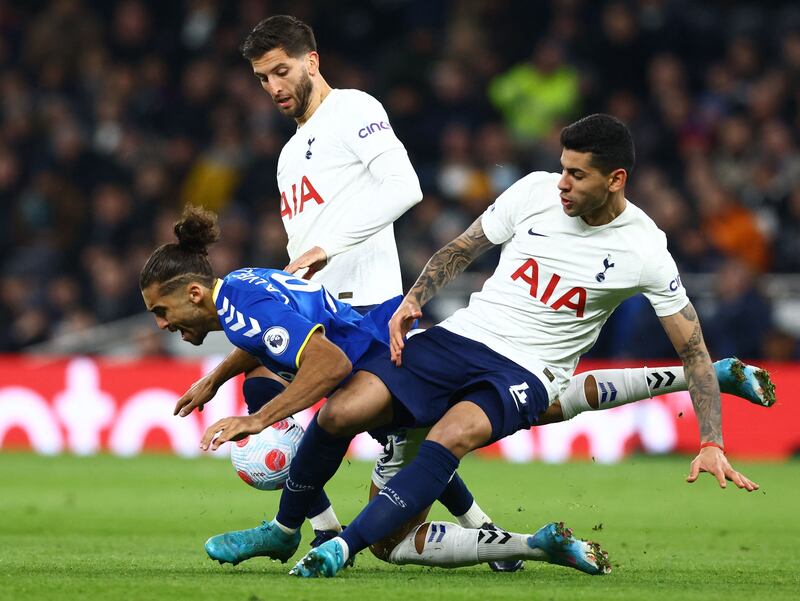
[276,88,407,306]
[439,171,689,401]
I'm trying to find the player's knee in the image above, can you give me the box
[317,400,358,437]
[376,522,429,564]
[427,421,483,457]
[369,540,392,562]
[584,375,599,408]
[414,522,430,553]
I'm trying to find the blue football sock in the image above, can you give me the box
[437,472,474,517]
[341,440,459,555]
[276,413,353,529]
[242,377,285,414]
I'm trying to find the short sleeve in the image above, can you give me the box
[639,237,690,317]
[238,297,324,370]
[481,175,534,245]
[337,91,405,166]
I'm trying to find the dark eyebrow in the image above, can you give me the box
[564,167,586,176]
[150,305,166,315]
[254,63,290,78]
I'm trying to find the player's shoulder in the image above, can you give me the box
[327,88,389,121]
[621,201,670,251]
[623,202,665,235]
[495,171,560,209]
[332,88,384,108]
[525,171,561,196]
[220,268,276,297]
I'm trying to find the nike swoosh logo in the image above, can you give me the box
[527,228,548,237]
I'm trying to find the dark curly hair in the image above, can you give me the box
[560,113,635,176]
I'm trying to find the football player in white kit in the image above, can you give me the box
[262,113,762,578]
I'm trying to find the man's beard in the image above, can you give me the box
[288,72,314,119]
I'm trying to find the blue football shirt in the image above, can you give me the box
[212,268,399,381]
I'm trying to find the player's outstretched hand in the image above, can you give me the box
[389,297,422,366]
[285,246,327,279]
[200,415,264,451]
[686,446,759,491]
[174,374,219,416]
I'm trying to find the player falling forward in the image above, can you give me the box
[189,114,764,578]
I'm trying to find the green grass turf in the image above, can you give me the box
[0,453,798,601]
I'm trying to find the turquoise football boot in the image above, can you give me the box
[289,538,347,578]
[205,520,300,565]
[714,358,776,407]
[528,521,611,575]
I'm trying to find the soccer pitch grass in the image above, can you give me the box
[1,453,798,601]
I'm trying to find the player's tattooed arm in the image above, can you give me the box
[659,302,723,444]
[660,303,758,491]
[407,216,496,307]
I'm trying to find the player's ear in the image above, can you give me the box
[306,51,319,76]
[187,282,205,305]
[608,168,627,193]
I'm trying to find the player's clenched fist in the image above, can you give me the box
[389,297,422,366]
[174,374,220,416]
[200,415,265,451]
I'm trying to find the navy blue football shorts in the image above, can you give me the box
[357,326,550,444]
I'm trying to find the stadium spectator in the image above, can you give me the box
[2,0,799,358]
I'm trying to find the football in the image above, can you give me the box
[230,417,305,490]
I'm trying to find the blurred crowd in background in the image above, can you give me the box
[1,0,799,359]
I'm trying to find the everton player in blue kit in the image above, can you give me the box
[142,205,619,574]
[140,205,611,573]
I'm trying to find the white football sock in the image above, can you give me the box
[559,366,687,420]
[389,522,547,567]
[308,505,342,532]
[454,501,492,529]
[273,519,298,535]
[333,537,350,563]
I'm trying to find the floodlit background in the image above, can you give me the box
[0,0,798,460]
[1,4,799,600]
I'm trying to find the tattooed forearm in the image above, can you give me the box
[407,217,495,307]
[672,303,723,444]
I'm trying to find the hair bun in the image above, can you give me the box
[174,205,220,254]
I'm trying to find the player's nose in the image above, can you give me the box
[265,80,282,98]
[155,316,170,330]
